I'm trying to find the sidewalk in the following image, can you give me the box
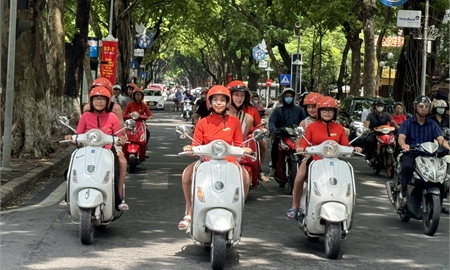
[0,142,75,208]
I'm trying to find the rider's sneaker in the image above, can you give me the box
[397,197,407,213]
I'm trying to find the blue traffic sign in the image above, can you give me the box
[280,74,291,85]
[252,45,266,61]
[140,71,147,79]
[137,31,154,49]
[379,0,407,7]
[129,60,139,69]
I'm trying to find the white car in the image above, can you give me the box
[144,88,165,110]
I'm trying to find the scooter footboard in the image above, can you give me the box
[320,202,347,222]
[77,188,104,208]
[205,209,235,232]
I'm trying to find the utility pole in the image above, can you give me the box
[0,0,3,174]
[420,0,430,95]
[265,59,273,109]
[1,0,18,170]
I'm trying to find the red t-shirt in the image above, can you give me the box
[77,110,121,135]
[243,106,261,127]
[391,114,406,125]
[193,113,243,162]
[124,101,152,117]
[300,121,349,159]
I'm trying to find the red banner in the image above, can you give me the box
[100,39,118,84]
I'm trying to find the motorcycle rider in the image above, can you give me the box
[251,93,266,117]
[268,88,306,182]
[226,81,254,138]
[193,89,211,125]
[174,88,183,112]
[286,96,362,219]
[124,88,153,144]
[181,90,195,118]
[124,82,137,105]
[397,96,450,213]
[429,99,449,129]
[391,102,407,126]
[363,99,400,165]
[66,86,128,210]
[178,85,252,230]
[112,84,127,110]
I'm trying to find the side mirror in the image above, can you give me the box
[124,119,136,130]
[252,129,265,142]
[294,126,305,138]
[175,124,190,139]
[350,120,364,129]
[356,127,369,137]
[58,115,76,133]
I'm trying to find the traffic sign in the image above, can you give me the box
[266,79,273,87]
[140,71,147,79]
[252,45,266,61]
[280,74,291,85]
[129,60,139,69]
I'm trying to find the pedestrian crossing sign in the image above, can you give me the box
[280,74,291,85]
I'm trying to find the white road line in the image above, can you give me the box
[142,169,169,189]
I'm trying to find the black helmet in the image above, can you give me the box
[373,99,385,105]
[413,95,431,108]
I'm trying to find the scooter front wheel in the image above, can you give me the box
[80,208,94,245]
[422,194,441,236]
[210,232,226,270]
[129,154,137,173]
[324,222,341,259]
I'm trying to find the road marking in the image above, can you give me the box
[142,169,169,189]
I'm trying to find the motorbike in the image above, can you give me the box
[274,124,302,194]
[239,127,266,190]
[370,125,396,178]
[296,126,366,259]
[123,111,149,173]
[182,99,194,121]
[58,116,134,245]
[175,125,256,270]
[385,141,450,236]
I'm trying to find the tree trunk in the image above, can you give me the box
[114,0,133,87]
[361,0,377,97]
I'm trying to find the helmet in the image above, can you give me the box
[200,88,209,95]
[434,99,448,108]
[89,86,112,112]
[206,85,231,111]
[92,77,113,94]
[126,83,138,90]
[316,96,339,121]
[252,92,259,98]
[281,88,295,97]
[303,93,323,106]
[132,88,144,101]
[413,95,432,112]
[373,99,385,105]
[226,80,250,108]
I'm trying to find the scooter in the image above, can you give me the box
[370,125,396,178]
[239,128,266,190]
[296,126,366,259]
[58,116,134,245]
[182,99,194,121]
[123,111,148,173]
[175,124,255,270]
[274,124,302,194]
[385,141,450,236]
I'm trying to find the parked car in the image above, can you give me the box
[144,85,165,110]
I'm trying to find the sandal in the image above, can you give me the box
[285,207,298,220]
[178,215,191,230]
[260,172,270,183]
[118,202,129,211]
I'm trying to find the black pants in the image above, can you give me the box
[363,132,377,160]
[271,137,281,168]
[400,152,421,197]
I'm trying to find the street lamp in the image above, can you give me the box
[379,60,385,97]
[387,52,394,98]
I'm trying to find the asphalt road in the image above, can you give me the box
[1,108,449,270]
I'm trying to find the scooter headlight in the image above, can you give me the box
[436,161,447,182]
[211,141,227,159]
[86,129,103,146]
[323,140,339,158]
[418,159,434,182]
[130,111,140,120]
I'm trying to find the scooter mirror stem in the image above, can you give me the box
[59,120,77,134]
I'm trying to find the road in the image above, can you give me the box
[1,107,449,270]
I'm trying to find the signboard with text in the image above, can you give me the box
[100,39,118,84]
[397,10,421,28]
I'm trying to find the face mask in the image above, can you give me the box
[284,97,293,104]
[436,108,445,115]
[376,106,384,112]
[201,95,206,99]
[253,100,259,104]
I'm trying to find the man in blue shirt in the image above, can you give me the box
[397,95,450,212]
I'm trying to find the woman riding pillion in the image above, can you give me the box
[226,80,254,138]
[66,86,129,210]
[123,87,153,144]
[178,85,252,230]
[286,96,362,219]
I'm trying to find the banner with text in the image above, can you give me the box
[100,39,118,84]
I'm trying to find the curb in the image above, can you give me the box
[0,146,75,207]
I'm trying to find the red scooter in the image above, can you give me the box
[274,124,301,194]
[240,129,266,190]
[123,112,148,173]
[370,125,396,178]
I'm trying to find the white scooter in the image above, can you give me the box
[182,99,193,121]
[296,126,366,259]
[59,116,134,245]
[176,125,259,270]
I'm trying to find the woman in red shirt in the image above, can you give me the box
[391,102,406,125]
[286,96,362,219]
[178,85,252,230]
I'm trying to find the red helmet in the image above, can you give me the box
[126,83,138,90]
[132,88,145,101]
[92,77,113,94]
[316,96,339,121]
[206,85,231,111]
[303,93,323,106]
[89,86,112,112]
[226,80,250,107]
